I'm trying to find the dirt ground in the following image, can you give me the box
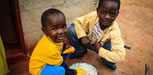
[117,0,153,74]
[8,0,153,75]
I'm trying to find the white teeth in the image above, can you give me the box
[57,37,64,40]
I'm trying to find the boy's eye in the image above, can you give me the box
[110,12,116,17]
[63,26,67,29]
[52,27,57,30]
[62,24,67,29]
[101,10,107,15]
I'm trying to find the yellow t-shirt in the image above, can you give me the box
[29,35,63,75]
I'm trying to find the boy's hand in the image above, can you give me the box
[94,41,101,53]
[62,37,75,54]
[80,36,91,47]
[64,37,70,45]
[81,36,99,53]
[66,44,71,49]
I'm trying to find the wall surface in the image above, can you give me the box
[19,0,98,55]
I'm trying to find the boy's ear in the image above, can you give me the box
[116,11,119,17]
[96,8,99,12]
[41,27,47,35]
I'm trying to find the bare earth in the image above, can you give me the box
[8,0,153,75]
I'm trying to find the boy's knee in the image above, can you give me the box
[58,66,65,73]
[68,25,77,38]
[53,66,65,75]
[68,24,75,33]
[41,65,65,75]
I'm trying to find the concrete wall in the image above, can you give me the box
[18,0,98,55]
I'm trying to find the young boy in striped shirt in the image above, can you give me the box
[68,0,125,70]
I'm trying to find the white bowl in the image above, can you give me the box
[69,62,98,75]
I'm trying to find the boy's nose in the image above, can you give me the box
[105,14,111,19]
[58,29,64,34]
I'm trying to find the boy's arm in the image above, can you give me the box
[74,11,96,47]
[96,28,126,63]
[80,36,91,48]
[74,14,90,39]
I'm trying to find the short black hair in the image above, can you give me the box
[41,8,65,27]
[98,0,120,10]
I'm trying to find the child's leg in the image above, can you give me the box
[100,41,116,70]
[60,62,76,75]
[62,54,71,60]
[67,23,87,58]
[40,64,65,75]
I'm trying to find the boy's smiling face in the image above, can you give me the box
[43,13,67,43]
[97,1,119,28]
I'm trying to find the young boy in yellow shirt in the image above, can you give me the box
[68,0,125,70]
[29,8,86,75]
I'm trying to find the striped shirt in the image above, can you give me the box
[92,22,103,42]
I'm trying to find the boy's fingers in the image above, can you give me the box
[95,40,101,43]
[97,39,101,43]
[95,40,98,44]
[90,41,94,44]
[66,45,70,49]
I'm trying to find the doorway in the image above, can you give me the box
[0,0,26,64]
[0,0,18,48]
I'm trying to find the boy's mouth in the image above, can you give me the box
[56,35,65,42]
[57,37,65,40]
[104,21,109,23]
[101,20,112,26]
[103,21,110,25]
